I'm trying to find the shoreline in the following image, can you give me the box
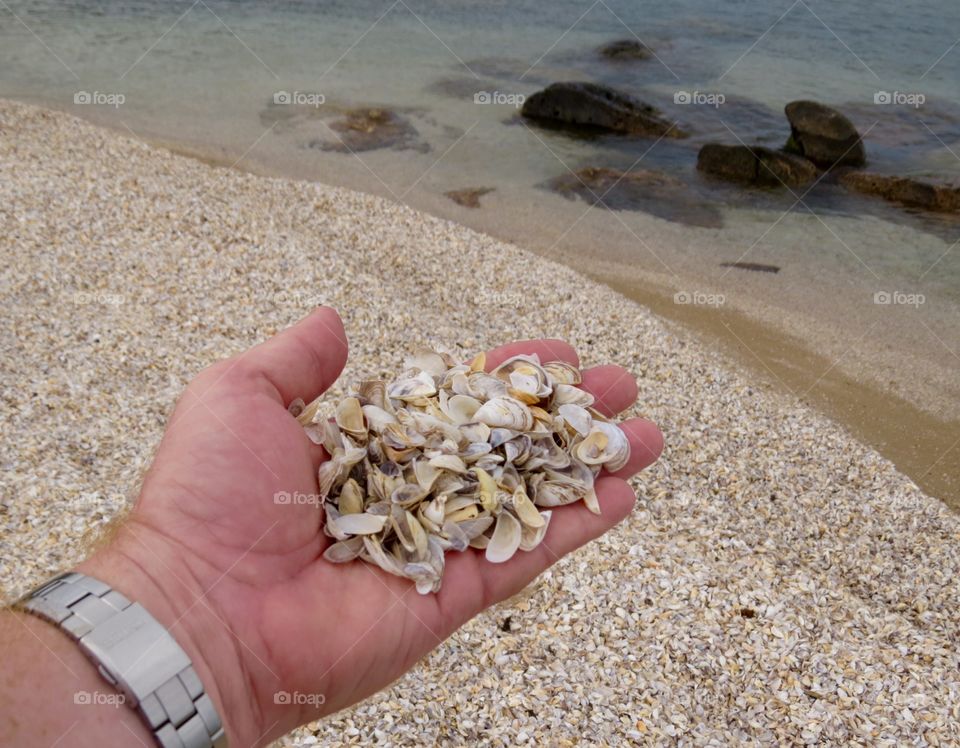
[594,273,960,508]
[134,119,960,509]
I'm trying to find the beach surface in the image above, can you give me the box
[2,99,960,745]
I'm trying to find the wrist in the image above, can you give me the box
[75,520,258,746]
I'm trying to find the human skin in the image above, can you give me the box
[0,307,663,747]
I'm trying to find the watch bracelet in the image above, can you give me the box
[15,571,227,748]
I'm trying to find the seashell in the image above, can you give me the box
[582,487,601,515]
[357,380,389,410]
[543,360,582,385]
[574,421,630,472]
[558,403,593,437]
[493,355,553,403]
[468,351,486,372]
[443,394,482,425]
[489,427,519,449]
[363,536,405,577]
[519,510,552,551]
[510,484,545,528]
[460,441,493,462]
[391,483,428,507]
[459,421,490,443]
[330,512,389,535]
[413,459,440,491]
[457,516,494,540]
[429,454,468,473]
[339,478,365,514]
[504,434,533,465]
[323,536,365,563]
[387,370,436,401]
[362,404,398,433]
[335,397,366,440]
[485,510,522,563]
[404,349,448,378]
[473,466,500,513]
[466,372,508,401]
[440,520,470,552]
[474,397,534,430]
[552,383,594,408]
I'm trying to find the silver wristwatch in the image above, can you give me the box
[16,572,228,748]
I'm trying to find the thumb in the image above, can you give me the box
[244,306,349,405]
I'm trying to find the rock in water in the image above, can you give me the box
[313,107,428,153]
[444,187,495,209]
[838,171,960,213]
[783,100,866,168]
[598,39,653,61]
[521,82,686,138]
[546,166,723,228]
[697,144,817,188]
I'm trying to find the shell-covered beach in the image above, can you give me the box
[2,100,960,745]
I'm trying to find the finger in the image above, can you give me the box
[243,306,348,405]
[438,476,636,618]
[606,417,664,479]
[580,364,638,417]
[484,339,578,371]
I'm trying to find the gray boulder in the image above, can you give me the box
[783,100,865,168]
[521,82,686,138]
[697,144,817,188]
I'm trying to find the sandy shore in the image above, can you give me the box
[2,99,960,745]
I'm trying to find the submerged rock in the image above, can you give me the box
[697,144,817,188]
[444,187,495,208]
[546,166,722,228]
[783,100,866,168]
[521,82,686,138]
[720,261,781,273]
[311,107,429,153]
[598,39,653,61]
[838,171,960,213]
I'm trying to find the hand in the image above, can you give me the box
[81,307,663,746]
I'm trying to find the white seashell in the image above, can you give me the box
[331,512,389,535]
[387,370,436,401]
[519,510,552,551]
[404,349,447,378]
[323,537,365,562]
[543,360,582,385]
[511,485,545,528]
[429,454,468,473]
[594,420,631,472]
[443,394,482,425]
[552,383,594,408]
[335,397,366,439]
[338,478,365,514]
[485,510,522,563]
[362,404,397,433]
[474,397,534,430]
[558,403,593,437]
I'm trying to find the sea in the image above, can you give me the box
[2,0,959,418]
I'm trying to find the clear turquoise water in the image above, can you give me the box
[2,1,959,333]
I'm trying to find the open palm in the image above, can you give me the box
[88,307,663,746]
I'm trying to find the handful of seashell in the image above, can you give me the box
[293,349,630,594]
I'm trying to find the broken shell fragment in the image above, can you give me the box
[300,348,634,593]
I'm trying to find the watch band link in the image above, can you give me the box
[16,572,227,748]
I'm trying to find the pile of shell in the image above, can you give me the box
[294,350,630,594]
